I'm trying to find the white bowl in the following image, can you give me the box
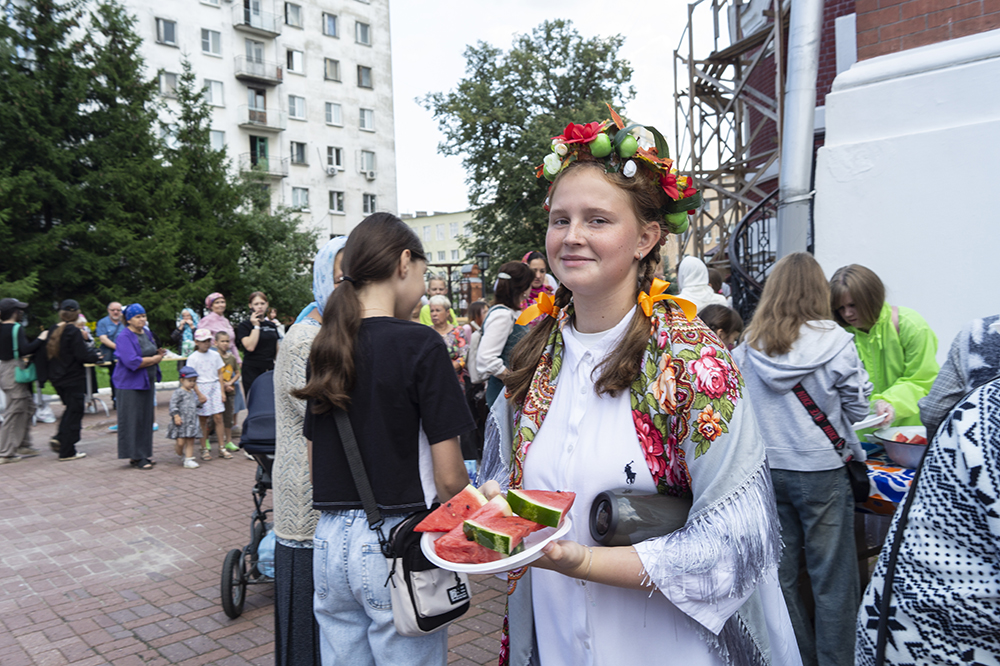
[872,425,928,469]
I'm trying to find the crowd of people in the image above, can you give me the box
[3,107,998,666]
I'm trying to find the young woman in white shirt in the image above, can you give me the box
[475,261,534,408]
[483,111,801,666]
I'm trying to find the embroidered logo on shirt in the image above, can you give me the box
[624,461,637,485]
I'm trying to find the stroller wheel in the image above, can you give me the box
[221,548,247,619]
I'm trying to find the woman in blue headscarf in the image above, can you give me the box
[113,304,165,470]
[272,235,346,666]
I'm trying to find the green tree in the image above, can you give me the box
[422,19,635,273]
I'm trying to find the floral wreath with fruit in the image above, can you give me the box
[537,103,701,235]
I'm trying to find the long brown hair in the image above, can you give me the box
[507,160,670,404]
[492,262,533,310]
[744,252,832,356]
[291,213,426,412]
[829,264,884,330]
[47,309,80,359]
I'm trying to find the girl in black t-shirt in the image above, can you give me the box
[293,213,472,666]
[237,291,280,396]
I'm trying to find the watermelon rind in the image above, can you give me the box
[462,517,529,556]
[507,489,574,528]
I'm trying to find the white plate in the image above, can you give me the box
[851,413,886,430]
[421,517,573,575]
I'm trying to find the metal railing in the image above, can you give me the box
[238,153,289,178]
[233,56,283,85]
[232,5,281,36]
[237,105,286,131]
[727,190,778,323]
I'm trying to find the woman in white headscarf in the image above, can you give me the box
[271,235,347,666]
[677,256,729,314]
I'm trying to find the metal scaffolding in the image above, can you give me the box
[671,0,788,271]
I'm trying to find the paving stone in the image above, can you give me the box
[0,394,506,665]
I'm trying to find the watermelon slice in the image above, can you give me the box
[908,435,928,445]
[893,433,908,443]
[507,489,576,528]
[462,514,539,556]
[434,524,502,564]
[415,484,489,532]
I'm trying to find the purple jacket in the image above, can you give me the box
[112,327,162,390]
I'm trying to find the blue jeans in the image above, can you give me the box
[313,510,447,666]
[770,467,859,666]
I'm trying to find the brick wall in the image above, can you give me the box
[817,0,859,105]
[857,0,1000,60]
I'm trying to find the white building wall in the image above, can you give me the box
[123,0,397,244]
[814,29,1000,362]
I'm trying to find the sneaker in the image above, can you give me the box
[108,424,118,432]
[0,456,22,464]
[243,450,254,460]
[152,423,159,432]
[16,446,41,458]
[49,439,60,452]
[59,452,87,462]
[224,441,240,452]
[183,457,199,469]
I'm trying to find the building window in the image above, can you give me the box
[210,130,225,152]
[451,249,460,261]
[284,3,302,27]
[160,124,179,150]
[204,79,224,106]
[329,190,344,213]
[357,65,372,88]
[360,150,376,173]
[324,102,342,126]
[355,21,371,45]
[449,222,458,238]
[324,58,340,81]
[290,141,307,165]
[288,95,305,120]
[201,0,220,5]
[322,13,338,37]
[287,49,304,74]
[326,146,343,169]
[363,193,377,214]
[291,187,309,211]
[422,226,430,242]
[435,224,445,241]
[201,29,221,56]
[359,108,374,131]
[160,71,178,97]
[155,18,177,46]
[437,251,446,262]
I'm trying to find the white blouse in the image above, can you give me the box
[524,310,727,666]
[475,306,518,378]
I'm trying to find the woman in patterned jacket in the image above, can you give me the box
[481,108,801,666]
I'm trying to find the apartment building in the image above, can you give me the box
[124,0,396,240]
[402,210,475,267]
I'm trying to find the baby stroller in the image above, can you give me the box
[220,370,276,619]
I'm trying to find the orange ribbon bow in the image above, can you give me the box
[638,278,697,321]
[516,292,560,326]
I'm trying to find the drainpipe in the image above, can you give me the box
[776,0,823,258]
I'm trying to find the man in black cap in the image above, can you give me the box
[0,298,48,462]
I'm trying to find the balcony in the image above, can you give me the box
[234,56,283,86]
[238,105,286,132]
[232,5,281,37]
[239,153,289,178]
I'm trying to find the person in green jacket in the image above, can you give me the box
[830,264,939,428]
[418,275,457,326]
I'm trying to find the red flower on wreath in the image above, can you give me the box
[696,404,723,441]
[661,173,679,200]
[554,122,603,145]
[633,410,667,485]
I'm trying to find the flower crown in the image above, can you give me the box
[537,104,701,234]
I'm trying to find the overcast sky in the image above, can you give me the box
[388,1,724,215]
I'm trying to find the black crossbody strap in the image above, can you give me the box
[332,407,388,551]
[791,382,850,460]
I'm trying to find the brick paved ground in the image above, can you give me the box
[0,393,503,665]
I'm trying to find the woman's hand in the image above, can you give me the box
[38,330,49,340]
[874,399,895,427]
[173,414,182,426]
[478,480,502,500]
[534,539,590,577]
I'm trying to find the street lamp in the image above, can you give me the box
[474,252,490,299]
